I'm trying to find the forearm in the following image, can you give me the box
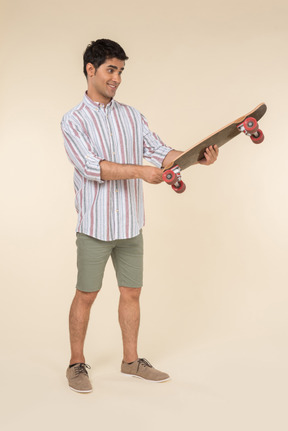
[100,160,145,181]
[100,160,163,184]
[162,150,183,168]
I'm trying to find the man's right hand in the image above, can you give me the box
[139,166,163,184]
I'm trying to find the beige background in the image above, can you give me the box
[1,0,287,430]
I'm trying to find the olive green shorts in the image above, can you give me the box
[75,231,143,292]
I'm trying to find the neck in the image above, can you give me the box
[86,90,111,106]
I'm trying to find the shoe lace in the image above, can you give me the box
[74,363,91,376]
[136,358,152,372]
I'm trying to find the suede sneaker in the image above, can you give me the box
[66,363,93,393]
[121,358,170,382]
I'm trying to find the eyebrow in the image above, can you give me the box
[107,65,125,71]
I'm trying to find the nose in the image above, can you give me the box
[113,72,121,84]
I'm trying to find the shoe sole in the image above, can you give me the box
[121,372,171,383]
[69,385,93,393]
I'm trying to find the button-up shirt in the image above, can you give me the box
[61,93,172,240]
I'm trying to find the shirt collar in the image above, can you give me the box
[83,92,115,111]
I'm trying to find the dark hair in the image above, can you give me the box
[83,39,129,77]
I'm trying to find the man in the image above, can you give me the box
[61,39,218,393]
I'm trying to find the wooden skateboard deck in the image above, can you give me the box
[163,103,267,192]
[164,103,267,171]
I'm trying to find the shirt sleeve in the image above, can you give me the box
[141,114,173,168]
[61,117,104,183]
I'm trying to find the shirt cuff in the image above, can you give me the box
[84,154,105,183]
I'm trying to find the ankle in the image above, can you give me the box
[123,356,138,364]
[70,358,85,366]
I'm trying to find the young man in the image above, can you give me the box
[61,39,218,393]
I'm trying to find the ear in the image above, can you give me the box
[86,63,96,78]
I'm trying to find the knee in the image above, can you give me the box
[75,289,99,307]
[119,286,141,301]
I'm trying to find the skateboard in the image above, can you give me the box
[162,103,267,193]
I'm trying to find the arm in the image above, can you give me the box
[62,113,164,184]
[140,114,219,170]
[162,150,184,168]
[101,145,219,182]
[100,160,163,184]
[61,118,104,183]
[162,146,219,168]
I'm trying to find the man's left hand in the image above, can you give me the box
[198,145,219,166]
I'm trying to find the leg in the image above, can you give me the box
[71,233,113,365]
[69,289,99,365]
[119,286,170,382]
[118,286,142,363]
[111,233,144,363]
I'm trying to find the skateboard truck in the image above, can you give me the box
[162,165,186,193]
[237,117,264,144]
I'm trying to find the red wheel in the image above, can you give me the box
[172,181,186,193]
[163,169,177,185]
[251,129,264,144]
[243,117,258,134]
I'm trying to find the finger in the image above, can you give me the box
[204,148,213,162]
[206,146,215,155]
[206,146,218,160]
[207,145,217,156]
[203,149,216,165]
[213,145,219,157]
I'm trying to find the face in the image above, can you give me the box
[86,57,125,105]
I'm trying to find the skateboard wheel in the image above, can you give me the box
[243,117,258,134]
[163,169,177,185]
[172,181,186,193]
[251,129,264,144]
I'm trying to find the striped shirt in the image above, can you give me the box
[61,93,172,241]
